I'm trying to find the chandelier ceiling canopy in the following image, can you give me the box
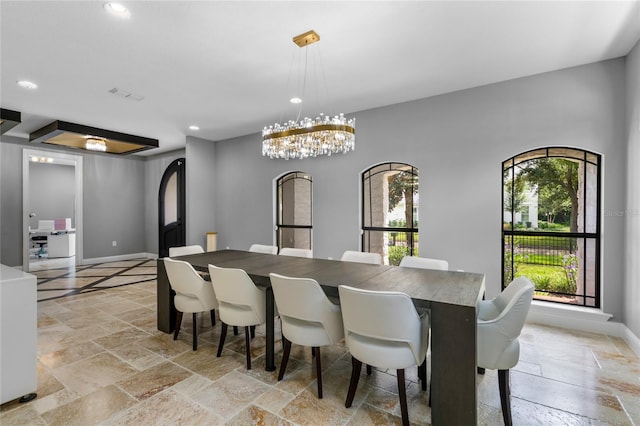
[262,30,355,160]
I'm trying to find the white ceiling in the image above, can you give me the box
[2,1,639,156]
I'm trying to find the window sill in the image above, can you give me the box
[527,300,616,335]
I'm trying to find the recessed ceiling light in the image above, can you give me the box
[104,2,130,18]
[189,125,200,131]
[290,97,302,104]
[17,80,38,90]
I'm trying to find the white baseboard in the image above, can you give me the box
[526,300,640,357]
[82,252,157,265]
[621,326,640,357]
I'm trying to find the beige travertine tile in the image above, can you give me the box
[0,404,45,425]
[254,387,296,413]
[40,385,137,425]
[105,389,224,425]
[117,361,191,400]
[346,402,404,426]
[51,352,138,396]
[190,370,271,420]
[227,404,293,425]
[172,347,246,381]
[280,388,354,425]
[510,370,633,424]
[92,327,152,350]
[39,341,104,369]
[109,343,167,371]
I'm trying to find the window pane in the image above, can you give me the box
[363,230,418,266]
[163,172,177,226]
[279,228,311,250]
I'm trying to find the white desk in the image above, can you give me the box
[0,264,37,404]
[30,229,76,258]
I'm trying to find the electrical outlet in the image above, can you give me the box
[112,241,117,247]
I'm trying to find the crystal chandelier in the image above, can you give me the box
[262,30,355,160]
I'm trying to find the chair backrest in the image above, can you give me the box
[270,273,343,345]
[341,250,382,265]
[399,256,448,270]
[208,264,266,325]
[477,277,534,370]
[169,245,205,257]
[249,244,278,255]
[278,247,313,258]
[338,285,425,365]
[163,258,217,310]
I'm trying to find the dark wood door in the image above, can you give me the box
[158,158,185,258]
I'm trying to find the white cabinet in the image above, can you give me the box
[0,264,37,404]
[48,233,76,258]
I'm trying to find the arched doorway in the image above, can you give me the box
[158,158,186,258]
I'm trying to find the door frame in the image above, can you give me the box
[22,148,83,271]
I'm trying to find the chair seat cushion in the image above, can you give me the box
[175,294,214,313]
[347,334,419,369]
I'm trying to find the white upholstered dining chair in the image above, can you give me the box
[278,247,312,258]
[477,276,534,426]
[163,258,218,351]
[248,244,278,254]
[339,285,429,426]
[269,273,344,399]
[169,245,205,257]
[340,250,382,265]
[208,264,268,370]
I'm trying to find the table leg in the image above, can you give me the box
[265,286,276,371]
[430,303,477,425]
[156,259,176,333]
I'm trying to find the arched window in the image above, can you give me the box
[277,172,312,251]
[362,163,418,265]
[502,147,601,307]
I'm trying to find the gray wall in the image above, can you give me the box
[210,58,627,321]
[186,136,216,249]
[143,149,185,254]
[625,40,640,336]
[29,162,75,229]
[82,154,146,259]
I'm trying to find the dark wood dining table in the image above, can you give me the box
[156,249,485,425]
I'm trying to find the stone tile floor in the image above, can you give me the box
[1,259,638,425]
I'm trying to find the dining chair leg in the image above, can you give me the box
[345,356,362,408]
[192,313,198,351]
[250,325,256,339]
[397,369,409,426]
[419,358,427,391]
[311,347,315,357]
[498,369,513,426]
[244,326,252,369]
[278,336,292,381]
[217,322,227,357]
[173,311,183,341]
[210,309,216,326]
[233,326,239,335]
[366,364,372,375]
[314,346,323,399]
